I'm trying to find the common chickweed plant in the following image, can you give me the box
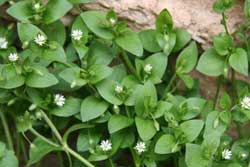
[0,0,250,167]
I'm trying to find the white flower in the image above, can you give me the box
[54,94,65,107]
[241,153,248,159]
[144,64,153,74]
[0,37,8,49]
[115,85,123,94]
[34,34,46,46]
[8,53,18,62]
[109,18,116,24]
[113,105,119,110]
[71,29,83,41]
[241,96,250,110]
[100,140,112,152]
[34,3,40,10]
[134,142,146,154]
[222,149,232,160]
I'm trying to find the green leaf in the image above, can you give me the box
[180,97,206,120]
[203,111,227,138]
[0,142,6,158]
[77,130,100,152]
[196,48,226,76]
[139,29,161,53]
[115,30,143,57]
[0,65,25,89]
[41,21,66,45]
[178,74,194,89]
[87,41,114,66]
[81,11,114,40]
[108,115,134,133]
[185,144,211,167]
[88,65,113,84]
[219,92,231,110]
[213,33,233,56]
[50,97,81,117]
[173,28,192,52]
[81,96,109,122]
[144,52,168,84]
[201,132,221,159]
[7,1,32,22]
[154,134,178,154]
[17,23,44,43]
[39,42,67,66]
[176,42,198,74]
[153,101,173,119]
[25,66,58,88]
[59,67,87,87]
[156,32,176,56]
[16,112,35,132]
[156,9,173,34]
[213,0,234,13]
[43,0,73,24]
[135,117,157,141]
[27,138,60,166]
[180,120,204,142]
[135,81,157,116]
[0,150,18,167]
[229,48,248,76]
[96,79,123,105]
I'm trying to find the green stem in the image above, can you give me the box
[222,12,230,35]
[120,50,137,77]
[40,110,63,143]
[231,69,237,104]
[164,73,177,96]
[30,128,60,147]
[20,136,28,162]
[0,110,14,150]
[108,158,115,167]
[213,78,221,109]
[64,145,95,167]
[130,147,140,167]
[125,106,131,118]
[39,111,95,167]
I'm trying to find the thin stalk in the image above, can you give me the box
[213,79,221,109]
[39,110,95,167]
[129,147,140,167]
[40,110,63,142]
[64,145,95,167]
[20,136,28,162]
[120,50,137,77]
[231,70,237,104]
[222,12,230,35]
[0,110,14,150]
[108,158,115,167]
[30,128,60,147]
[164,73,177,95]
[125,106,131,118]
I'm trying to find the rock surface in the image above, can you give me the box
[82,0,244,48]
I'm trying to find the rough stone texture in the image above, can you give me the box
[82,0,244,48]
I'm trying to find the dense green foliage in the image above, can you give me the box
[0,0,250,167]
